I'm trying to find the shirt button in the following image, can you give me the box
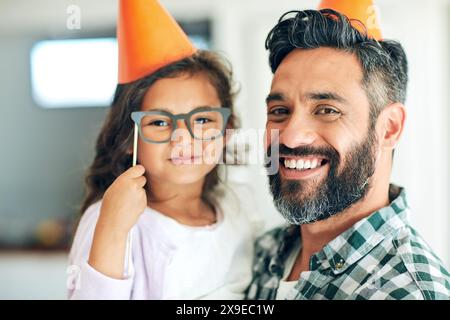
[270,265,280,274]
[335,259,345,270]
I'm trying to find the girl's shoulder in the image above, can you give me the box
[71,200,103,245]
[69,200,103,262]
[79,200,103,227]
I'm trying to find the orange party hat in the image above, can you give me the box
[118,0,197,84]
[318,0,383,40]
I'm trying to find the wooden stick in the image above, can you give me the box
[132,123,138,166]
[125,123,138,278]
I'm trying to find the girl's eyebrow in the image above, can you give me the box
[141,107,172,113]
[142,105,218,113]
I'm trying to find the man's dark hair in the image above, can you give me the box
[266,9,408,126]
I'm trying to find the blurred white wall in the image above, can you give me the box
[0,0,449,299]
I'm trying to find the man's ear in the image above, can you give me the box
[378,102,407,151]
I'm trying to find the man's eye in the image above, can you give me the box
[315,107,340,115]
[268,107,289,115]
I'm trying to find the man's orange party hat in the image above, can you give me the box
[118,0,197,84]
[318,0,383,40]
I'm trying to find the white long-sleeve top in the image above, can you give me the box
[68,183,262,300]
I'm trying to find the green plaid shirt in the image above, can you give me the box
[246,185,450,300]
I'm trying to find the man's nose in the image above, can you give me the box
[279,115,318,149]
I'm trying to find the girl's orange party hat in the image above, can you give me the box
[118,0,197,84]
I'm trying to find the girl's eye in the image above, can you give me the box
[194,117,211,124]
[149,120,169,127]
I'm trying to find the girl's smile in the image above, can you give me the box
[170,155,203,166]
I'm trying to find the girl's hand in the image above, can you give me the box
[97,164,147,236]
[88,164,147,279]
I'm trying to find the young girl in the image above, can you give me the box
[68,0,261,300]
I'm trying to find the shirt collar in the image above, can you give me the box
[268,184,410,277]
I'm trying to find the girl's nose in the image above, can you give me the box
[171,119,192,145]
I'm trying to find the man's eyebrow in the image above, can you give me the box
[265,92,286,105]
[306,91,348,104]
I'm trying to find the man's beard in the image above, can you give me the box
[267,129,377,225]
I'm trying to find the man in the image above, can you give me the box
[246,7,450,300]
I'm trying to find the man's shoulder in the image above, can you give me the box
[354,224,450,300]
[391,226,450,299]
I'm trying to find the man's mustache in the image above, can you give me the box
[267,143,340,163]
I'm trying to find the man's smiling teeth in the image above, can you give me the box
[283,158,323,170]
